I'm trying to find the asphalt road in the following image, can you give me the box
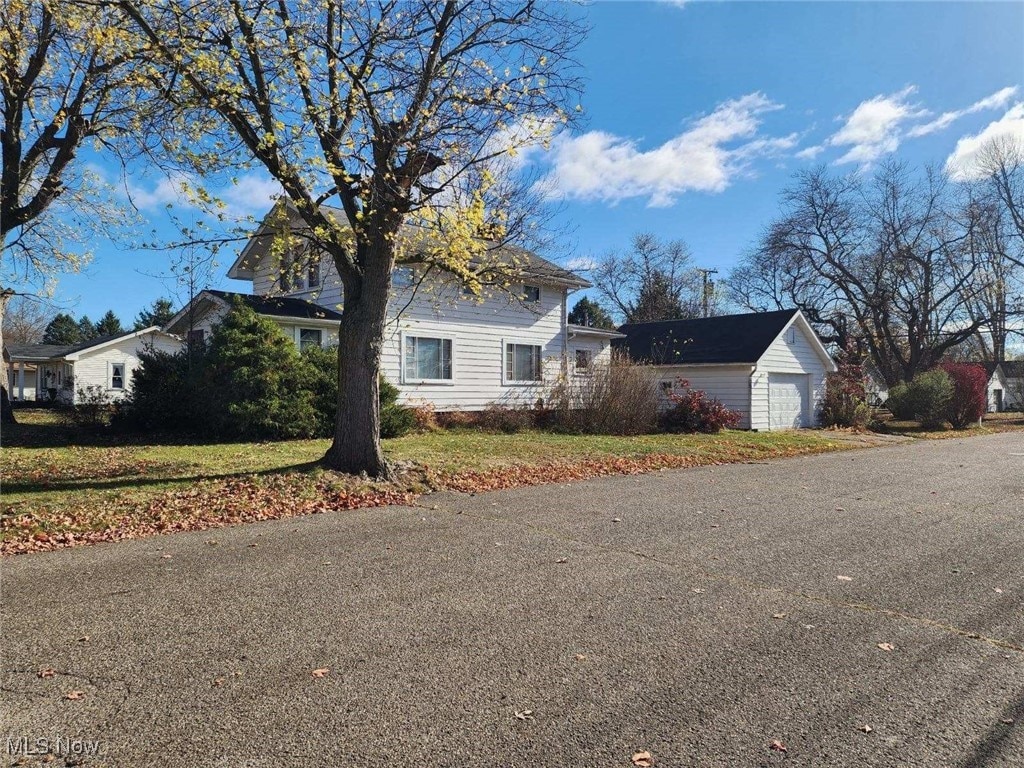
[3,433,1024,767]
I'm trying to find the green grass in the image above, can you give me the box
[1,409,850,553]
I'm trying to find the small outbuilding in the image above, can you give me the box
[614,309,836,430]
[985,361,1024,412]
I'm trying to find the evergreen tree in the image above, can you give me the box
[42,314,82,345]
[568,297,616,329]
[77,315,96,340]
[95,310,124,337]
[203,299,318,439]
[134,298,176,330]
[627,271,687,324]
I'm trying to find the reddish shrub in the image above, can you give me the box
[660,379,742,434]
[940,362,988,429]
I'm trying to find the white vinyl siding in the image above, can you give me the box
[653,366,755,429]
[252,248,569,411]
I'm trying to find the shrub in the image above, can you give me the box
[819,344,870,428]
[885,381,914,420]
[60,385,113,431]
[379,376,416,438]
[547,351,660,435]
[479,403,535,433]
[112,349,201,433]
[940,361,987,429]
[660,381,741,434]
[201,301,318,440]
[300,345,340,437]
[886,369,953,428]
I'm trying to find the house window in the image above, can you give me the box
[661,381,673,393]
[307,258,320,288]
[393,267,414,288]
[574,349,592,372]
[404,336,453,382]
[299,328,323,352]
[786,327,796,344]
[280,252,297,292]
[188,329,205,347]
[522,284,541,303]
[505,343,543,383]
[110,363,125,390]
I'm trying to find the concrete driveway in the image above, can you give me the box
[2,433,1023,767]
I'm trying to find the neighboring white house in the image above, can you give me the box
[4,328,182,405]
[165,205,616,411]
[614,309,836,430]
[986,361,1024,412]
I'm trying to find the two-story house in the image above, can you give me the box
[165,206,621,411]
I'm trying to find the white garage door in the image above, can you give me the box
[769,374,808,429]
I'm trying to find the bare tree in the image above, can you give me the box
[593,233,709,324]
[730,163,991,386]
[2,295,55,343]
[118,0,585,477]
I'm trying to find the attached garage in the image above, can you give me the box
[615,309,836,430]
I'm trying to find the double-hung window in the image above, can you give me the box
[574,349,592,373]
[110,363,126,390]
[404,335,453,383]
[299,328,323,352]
[307,258,320,288]
[505,343,543,383]
[280,253,294,292]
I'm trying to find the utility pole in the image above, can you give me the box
[698,268,718,318]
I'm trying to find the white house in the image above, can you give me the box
[986,361,1024,412]
[4,328,182,405]
[165,206,619,412]
[614,309,836,430]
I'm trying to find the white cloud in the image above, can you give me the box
[945,103,1024,181]
[534,93,793,207]
[908,86,1019,137]
[828,86,928,165]
[795,145,824,160]
[563,256,598,272]
[125,170,281,219]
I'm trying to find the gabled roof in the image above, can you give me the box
[5,328,174,362]
[1000,361,1024,379]
[204,290,344,321]
[163,290,343,336]
[227,202,590,288]
[614,309,811,366]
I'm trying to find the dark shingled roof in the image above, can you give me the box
[613,309,801,365]
[1001,361,1024,379]
[5,328,155,361]
[205,290,343,321]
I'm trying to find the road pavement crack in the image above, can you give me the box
[419,500,1024,656]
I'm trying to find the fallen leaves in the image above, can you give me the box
[64,690,84,700]
[631,751,653,766]
[836,575,853,582]
[513,709,534,721]
[877,642,895,652]
[771,613,787,620]
[858,725,873,733]
[768,740,787,753]
[37,667,55,678]
[310,668,330,678]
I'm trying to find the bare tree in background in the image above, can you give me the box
[729,163,992,386]
[594,233,712,324]
[3,295,56,343]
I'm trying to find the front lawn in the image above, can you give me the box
[871,410,1024,439]
[2,409,850,554]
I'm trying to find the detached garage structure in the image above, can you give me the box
[615,309,836,430]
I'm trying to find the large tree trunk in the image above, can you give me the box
[1,289,16,425]
[322,239,394,479]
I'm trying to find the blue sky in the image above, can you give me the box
[51,1,1024,322]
